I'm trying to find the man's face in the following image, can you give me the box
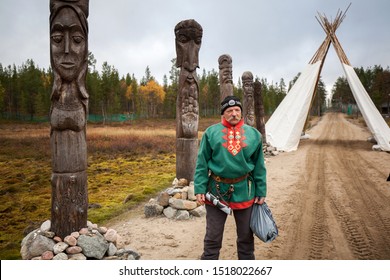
[222,106,242,126]
[50,7,87,82]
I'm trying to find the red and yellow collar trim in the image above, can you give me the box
[221,119,246,156]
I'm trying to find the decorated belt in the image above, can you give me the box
[210,172,248,184]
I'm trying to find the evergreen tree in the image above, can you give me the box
[162,58,179,118]
[0,81,5,116]
[331,76,352,111]
[130,74,139,116]
[100,61,120,121]
[205,69,219,116]
[19,59,43,120]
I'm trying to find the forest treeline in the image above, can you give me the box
[1,52,389,122]
[331,65,390,112]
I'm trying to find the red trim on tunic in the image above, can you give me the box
[229,199,254,210]
[205,198,254,210]
[221,119,247,156]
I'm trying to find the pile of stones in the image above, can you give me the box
[144,178,206,220]
[20,220,140,260]
[264,143,279,157]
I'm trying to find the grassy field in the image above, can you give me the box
[0,117,219,259]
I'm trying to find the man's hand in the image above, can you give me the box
[196,194,205,205]
[254,196,265,205]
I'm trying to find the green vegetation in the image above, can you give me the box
[330,65,390,114]
[0,55,333,123]
[0,118,221,260]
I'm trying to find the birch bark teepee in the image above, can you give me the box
[265,4,390,152]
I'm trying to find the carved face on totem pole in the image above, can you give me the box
[242,71,255,126]
[49,0,89,131]
[175,19,202,138]
[242,71,254,95]
[51,10,86,82]
[175,19,202,73]
[218,54,233,101]
[50,0,88,86]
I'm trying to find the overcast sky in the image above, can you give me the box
[1,0,389,94]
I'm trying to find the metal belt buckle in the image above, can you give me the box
[215,176,221,182]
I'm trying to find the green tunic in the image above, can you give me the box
[194,118,267,209]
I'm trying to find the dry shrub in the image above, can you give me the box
[88,133,175,155]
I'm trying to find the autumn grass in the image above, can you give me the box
[0,117,219,260]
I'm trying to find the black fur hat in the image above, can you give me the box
[221,95,242,115]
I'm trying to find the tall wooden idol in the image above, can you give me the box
[174,19,203,182]
[254,80,267,144]
[242,71,255,126]
[218,54,233,101]
[49,0,89,238]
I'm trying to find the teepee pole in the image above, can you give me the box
[317,4,351,65]
[304,4,351,131]
[303,35,332,131]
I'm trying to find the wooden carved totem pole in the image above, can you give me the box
[242,71,255,126]
[254,80,267,143]
[218,54,233,101]
[49,0,89,238]
[174,19,203,182]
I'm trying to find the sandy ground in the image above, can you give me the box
[105,112,390,260]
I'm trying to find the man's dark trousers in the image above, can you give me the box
[201,204,254,260]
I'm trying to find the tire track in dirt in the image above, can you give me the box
[326,114,390,259]
[283,113,390,259]
[335,158,390,259]
[284,118,331,259]
[325,114,375,259]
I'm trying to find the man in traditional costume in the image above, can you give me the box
[195,95,267,260]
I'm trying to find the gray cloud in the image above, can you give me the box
[1,0,389,94]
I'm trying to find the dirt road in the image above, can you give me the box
[107,112,390,260]
[271,112,390,260]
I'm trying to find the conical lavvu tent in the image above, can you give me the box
[265,6,390,152]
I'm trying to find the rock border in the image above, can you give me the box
[20,220,140,260]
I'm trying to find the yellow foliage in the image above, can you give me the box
[139,80,166,103]
[201,84,209,97]
[40,73,52,89]
[125,85,133,100]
